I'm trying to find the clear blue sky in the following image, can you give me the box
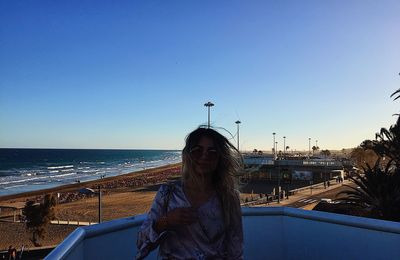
[1,0,399,151]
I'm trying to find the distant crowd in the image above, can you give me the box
[27,166,181,205]
[55,166,181,204]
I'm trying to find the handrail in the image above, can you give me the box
[46,207,400,259]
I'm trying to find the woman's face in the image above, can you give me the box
[189,136,219,176]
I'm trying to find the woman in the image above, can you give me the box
[136,127,244,259]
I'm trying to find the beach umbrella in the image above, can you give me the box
[79,188,95,195]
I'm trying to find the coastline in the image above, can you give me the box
[0,162,181,203]
[0,162,182,250]
[0,162,259,251]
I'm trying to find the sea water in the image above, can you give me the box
[0,148,181,196]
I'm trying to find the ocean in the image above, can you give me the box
[0,148,182,197]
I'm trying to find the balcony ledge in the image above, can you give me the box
[46,207,400,260]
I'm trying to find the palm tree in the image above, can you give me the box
[361,116,400,167]
[336,87,400,221]
[320,149,331,157]
[390,72,400,101]
[360,86,400,166]
[337,160,400,221]
[312,145,319,155]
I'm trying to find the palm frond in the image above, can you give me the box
[336,159,400,221]
[390,88,400,101]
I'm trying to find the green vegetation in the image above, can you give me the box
[339,160,400,221]
[312,145,319,155]
[361,116,400,166]
[339,87,400,222]
[22,194,57,246]
[349,147,379,169]
[320,149,331,157]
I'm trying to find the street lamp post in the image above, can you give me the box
[276,140,280,204]
[277,166,281,204]
[98,184,102,223]
[272,133,276,159]
[324,150,327,189]
[204,101,214,128]
[79,187,102,223]
[235,120,241,151]
[308,137,312,194]
[275,142,281,204]
[283,136,286,159]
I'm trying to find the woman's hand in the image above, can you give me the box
[167,207,198,226]
[155,207,197,233]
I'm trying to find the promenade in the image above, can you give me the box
[243,179,352,210]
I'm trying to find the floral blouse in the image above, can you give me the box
[136,182,243,260]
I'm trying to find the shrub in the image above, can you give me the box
[22,194,56,246]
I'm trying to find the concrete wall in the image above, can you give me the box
[46,207,400,260]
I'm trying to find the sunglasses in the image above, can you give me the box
[189,146,219,161]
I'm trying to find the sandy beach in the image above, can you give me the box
[0,163,182,251]
[0,161,353,255]
[0,162,279,251]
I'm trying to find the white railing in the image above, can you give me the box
[50,220,95,226]
[46,207,400,260]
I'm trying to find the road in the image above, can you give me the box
[252,180,357,209]
[285,182,356,209]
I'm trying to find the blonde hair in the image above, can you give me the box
[181,127,243,227]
